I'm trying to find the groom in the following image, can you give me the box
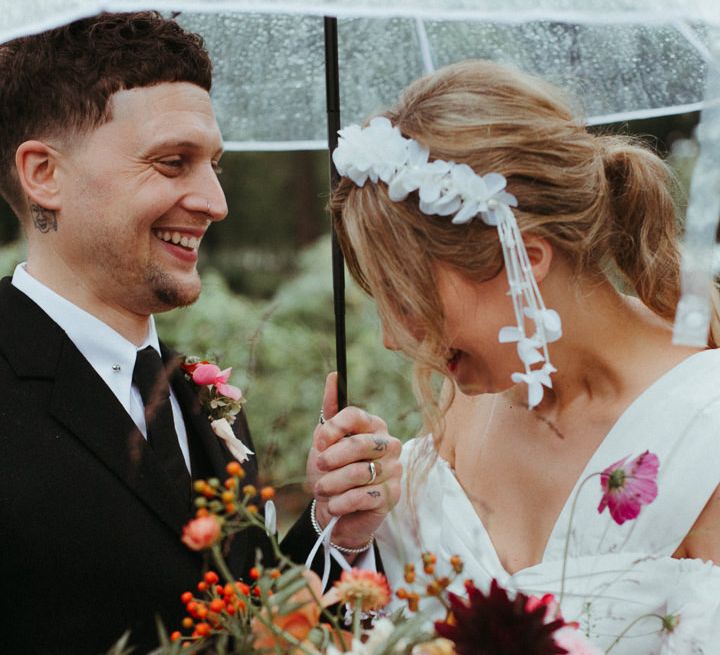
[0,11,401,654]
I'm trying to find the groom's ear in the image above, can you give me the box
[523,235,554,284]
[15,140,62,211]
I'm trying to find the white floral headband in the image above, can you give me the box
[332,116,562,409]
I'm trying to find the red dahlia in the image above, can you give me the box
[434,579,569,655]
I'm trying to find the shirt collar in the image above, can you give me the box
[11,262,160,407]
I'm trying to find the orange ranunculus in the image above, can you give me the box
[251,569,323,650]
[181,515,221,551]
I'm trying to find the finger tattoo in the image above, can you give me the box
[31,203,57,233]
[367,490,381,498]
[372,436,388,452]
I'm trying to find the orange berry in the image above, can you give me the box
[404,564,416,584]
[269,569,281,579]
[226,462,244,477]
[236,599,246,611]
[195,508,209,518]
[260,486,275,501]
[193,481,207,493]
[209,599,224,613]
[223,583,236,597]
[242,484,257,498]
[186,601,197,616]
[181,591,193,604]
[215,585,224,595]
[182,617,194,629]
[225,602,236,615]
[195,622,211,637]
[204,571,219,585]
[221,491,235,504]
[252,586,262,597]
[236,582,250,595]
[170,631,182,642]
[249,567,261,581]
[247,504,258,514]
[196,605,208,619]
[426,581,442,596]
[224,478,237,489]
[224,503,237,513]
[197,581,207,593]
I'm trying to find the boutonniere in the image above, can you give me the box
[181,357,254,463]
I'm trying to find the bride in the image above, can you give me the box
[328,60,720,653]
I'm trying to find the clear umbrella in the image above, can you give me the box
[2,0,720,391]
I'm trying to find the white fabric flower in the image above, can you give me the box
[210,417,254,463]
[525,307,563,343]
[517,336,545,366]
[449,167,517,225]
[333,116,409,186]
[512,363,557,409]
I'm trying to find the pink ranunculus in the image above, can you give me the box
[181,515,221,551]
[192,364,243,400]
[597,450,659,525]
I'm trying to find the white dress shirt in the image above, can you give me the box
[12,262,191,471]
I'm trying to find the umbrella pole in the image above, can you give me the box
[324,16,347,410]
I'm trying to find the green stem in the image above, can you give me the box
[558,472,600,608]
[352,597,362,641]
[211,543,236,585]
[605,613,665,652]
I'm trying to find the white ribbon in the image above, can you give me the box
[210,418,254,463]
[305,516,353,591]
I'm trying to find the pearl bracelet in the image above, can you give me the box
[310,498,374,554]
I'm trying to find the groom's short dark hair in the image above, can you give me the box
[0,11,213,212]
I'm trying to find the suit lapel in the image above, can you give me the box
[50,339,192,534]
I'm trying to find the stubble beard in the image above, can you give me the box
[145,265,202,311]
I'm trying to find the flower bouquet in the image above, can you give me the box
[107,460,612,655]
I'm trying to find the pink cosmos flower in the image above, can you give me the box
[191,363,243,400]
[181,515,222,551]
[597,450,659,525]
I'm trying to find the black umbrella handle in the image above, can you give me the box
[324,16,347,411]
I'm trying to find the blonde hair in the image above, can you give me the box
[330,60,718,436]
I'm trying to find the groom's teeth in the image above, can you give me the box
[155,230,200,250]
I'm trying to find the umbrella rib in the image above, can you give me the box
[414,18,435,75]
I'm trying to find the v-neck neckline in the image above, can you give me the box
[437,349,716,578]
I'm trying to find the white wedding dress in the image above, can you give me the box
[376,349,720,654]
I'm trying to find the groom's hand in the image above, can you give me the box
[307,372,402,556]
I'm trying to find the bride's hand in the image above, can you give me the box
[306,372,402,558]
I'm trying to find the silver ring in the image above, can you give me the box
[319,409,326,425]
[365,461,377,486]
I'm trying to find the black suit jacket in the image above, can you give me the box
[0,277,315,654]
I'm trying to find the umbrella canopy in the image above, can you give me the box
[2,1,720,357]
[2,1,719,150]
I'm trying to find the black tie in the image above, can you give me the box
[132,346,190,504]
